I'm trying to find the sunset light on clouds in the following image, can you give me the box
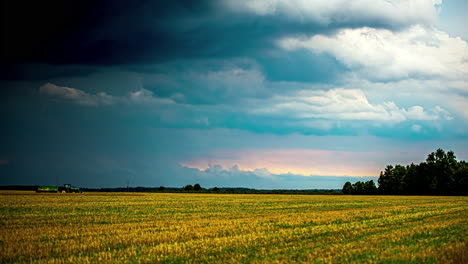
[181,149,386,177]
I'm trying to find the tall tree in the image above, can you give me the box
[364,180,378,195]
[342,182,352,194]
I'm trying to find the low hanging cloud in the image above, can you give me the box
[39,83,176,106]
[38,80,454,135]
[39,83,115,106]
[249,88,452,123]
[223,0,441,28]
[278,25,468,81]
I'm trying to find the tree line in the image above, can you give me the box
[342,149,468,195]
[342,180,377,195]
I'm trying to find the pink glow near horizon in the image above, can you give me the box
[180,149,397,177]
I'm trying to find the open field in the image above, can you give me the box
[0,192,467,263]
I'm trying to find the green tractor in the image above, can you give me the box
[36,185,59,193]
[37,184,80,193]
[60,184,80,193]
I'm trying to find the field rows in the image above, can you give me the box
[0,192,467,263]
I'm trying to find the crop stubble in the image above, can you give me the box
[0,192,467,263]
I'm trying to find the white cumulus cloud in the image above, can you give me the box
[223,0,440,28]
[249,88,452,123]
[278,25,468,80]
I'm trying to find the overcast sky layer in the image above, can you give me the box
[1,0,467,189]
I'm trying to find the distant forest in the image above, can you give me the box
[343,149,468,195]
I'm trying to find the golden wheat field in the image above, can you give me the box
[0,191,467,263]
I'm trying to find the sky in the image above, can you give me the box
[1,0,467,189]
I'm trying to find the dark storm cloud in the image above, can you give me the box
[0,64,99,81]
[1,0,217,64]
[2,0,433,66]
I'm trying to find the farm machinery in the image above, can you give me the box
[37,184,80,193]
